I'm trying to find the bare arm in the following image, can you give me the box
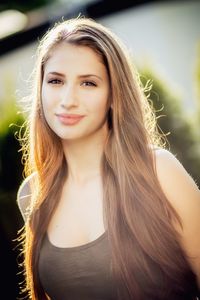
[154,149,200,286]
[17,174,35,222]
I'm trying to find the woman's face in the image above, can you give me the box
[42,43,110,141]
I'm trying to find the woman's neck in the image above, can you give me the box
[62,130,108,186]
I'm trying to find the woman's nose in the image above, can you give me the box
[60,84,79,108]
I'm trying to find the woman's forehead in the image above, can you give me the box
[43,43,107,76]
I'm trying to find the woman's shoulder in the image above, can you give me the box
[152,147,195,184]
[17,172,37,222]
[153,147,200,283]
[152,147,199,197]
[151,147,200,231]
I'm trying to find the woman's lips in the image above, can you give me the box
[56,114,85,125]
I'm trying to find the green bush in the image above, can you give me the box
[0,90,25,298]
[140,68,200,187]
[0,94,25,191]
[0,0,55,13]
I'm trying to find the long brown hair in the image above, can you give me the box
[19,17,197,299]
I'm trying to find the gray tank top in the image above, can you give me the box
[38,231,117,300]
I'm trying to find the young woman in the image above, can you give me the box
[17,17,200,300]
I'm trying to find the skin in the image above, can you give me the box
[42,43,110,184]
[42,44,110,139]
[41,42,200,285]
[42,43,110,246]
[155,149,200,286]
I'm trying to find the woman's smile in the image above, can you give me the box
[42,43,110,141]
[55,113,85,126]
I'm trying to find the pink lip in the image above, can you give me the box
[56,113,85,125]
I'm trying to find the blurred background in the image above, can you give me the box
[0,0,200,298]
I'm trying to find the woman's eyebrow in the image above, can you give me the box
[78,74,103,81]
[46,71,102,81]
[46,71,65,77]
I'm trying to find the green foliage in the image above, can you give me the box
[0,73,25,192]
[140,68,200,187]
[0,0,55,13]
[0,90,25,191]
[0,88,24,137]
[0,91,25,299]
[194,41,200,137]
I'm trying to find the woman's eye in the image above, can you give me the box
[82,81,96,87]
[47,79,62,84]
